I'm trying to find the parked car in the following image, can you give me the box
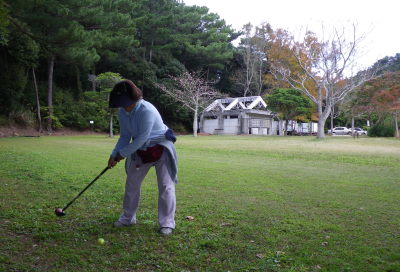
[331,127,351,135]
[353,127,368,135]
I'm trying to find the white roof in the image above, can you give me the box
[204,96,267,112]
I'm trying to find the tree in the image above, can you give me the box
[32,67,42,133]
[268,24,379,138]
[95,72,123,137]
[373,86,400,137]
[236,23,270,97]
[172,5,238,75]
[156,71,222,136]
[9,0,94,132]
[370,72,400,137]
[0,18,39,117]
[347,69,400,135]
[0,0,9,45]
[339,82,377,134]
[1,0,239,131]
[241,23,257,97]
[8,0,136,133]
[103,0,238,129]
[371,53,400,74]
[265,88,312,135]
[128,1,238,79]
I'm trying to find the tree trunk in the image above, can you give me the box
[199,113,204,134]
[395,113,399,138]
[351,115,355,136]
[75,65,82,93]
[32,67,42,134]
[47,55,55,134]
[244,67,250,97]
[278,119,283,136]
[91,65,96,91]
[284,119,288,136]
[257,60,263,95]
[193,109,198,137]
[316,96,325,138]
[108,92,114,138]
[149,39,154,63]
[109,113,114,138]
[330,106,334,133]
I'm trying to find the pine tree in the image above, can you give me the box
[8,0,137,132]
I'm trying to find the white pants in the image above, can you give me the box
[117,151,176,228]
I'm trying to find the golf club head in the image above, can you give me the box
[55,208,66,217]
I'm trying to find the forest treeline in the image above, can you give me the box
[0,0,399,136]
[0,0,243,132]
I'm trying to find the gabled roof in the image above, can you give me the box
[204,96,267,112]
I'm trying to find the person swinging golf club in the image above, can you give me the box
[108,80,178,235]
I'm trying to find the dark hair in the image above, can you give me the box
[113,80,143,102]
[109,80,143,108]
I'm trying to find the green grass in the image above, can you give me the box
[0,135,399,272]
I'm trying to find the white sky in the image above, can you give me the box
[183,0,399,70]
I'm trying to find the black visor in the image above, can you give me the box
[109,82,135,108]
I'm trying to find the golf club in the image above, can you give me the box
[55,166,109,216]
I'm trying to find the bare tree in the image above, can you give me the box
[240,23,256,97]
[269,24,379,138]
[238,23,269,97]
[156,72,222,137]
[253,24,270,95]
[329,105,341,133]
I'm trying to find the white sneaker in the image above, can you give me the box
[160,227,173,235]
[113,221,133,228]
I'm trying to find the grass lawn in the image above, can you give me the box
[0,135,399,272]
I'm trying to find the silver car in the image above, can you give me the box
[332,127,351,135]
[353,127,368,135]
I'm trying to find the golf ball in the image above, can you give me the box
[97,238,105,245]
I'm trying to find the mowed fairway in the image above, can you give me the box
[0,135,399,272]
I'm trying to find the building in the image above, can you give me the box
[199,96,318,135]
[199,96,276,135]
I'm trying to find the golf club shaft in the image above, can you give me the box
[62,167,109,211]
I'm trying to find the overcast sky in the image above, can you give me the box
[183,0,399,70]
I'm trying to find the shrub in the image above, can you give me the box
[0,115,10,126]
[168,122,188,134]
[9,110,36,127]
[368,124,395,137]
[52,88,112,132]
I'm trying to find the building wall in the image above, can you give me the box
[271,120,280,135]
[244,113,273,135]
[201,110,274,135]
[250,127,269,135]
[202,119,219,134]
[296,122,318,133]
[271,120,319,135]
[224,118,240,134]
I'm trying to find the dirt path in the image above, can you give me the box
[0,126,105,138]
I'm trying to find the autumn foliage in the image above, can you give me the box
[371,72,400,137]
